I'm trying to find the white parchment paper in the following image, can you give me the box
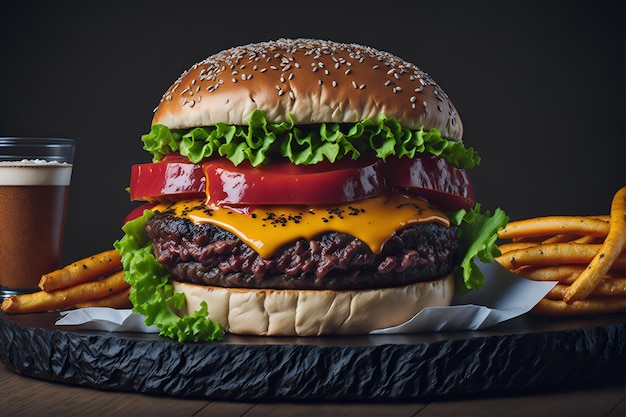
[56,261,556,334]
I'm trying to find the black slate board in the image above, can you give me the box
[0,311,624,400]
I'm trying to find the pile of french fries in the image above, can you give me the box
[1,249,131,314]
[496,186,625,315]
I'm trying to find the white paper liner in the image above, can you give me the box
[55,261,556,335]
[57,307,160,333]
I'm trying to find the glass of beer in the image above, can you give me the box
[0,137,75,299]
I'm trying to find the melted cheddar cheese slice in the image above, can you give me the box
[153,192,449,259]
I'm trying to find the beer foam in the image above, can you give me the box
[0,159,73,186]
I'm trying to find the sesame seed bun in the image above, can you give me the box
[152,38,463,141]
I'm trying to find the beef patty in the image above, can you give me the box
[146,211,459,291]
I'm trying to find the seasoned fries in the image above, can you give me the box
[1,249,130,314]
[39,249,122,292]
[496,243,602,270]
[1,271,128,313]
[74,287,132,309]
[532,297,626,316]
[499,216,610,241]
[563,187,626,303]
[497,186,626,316]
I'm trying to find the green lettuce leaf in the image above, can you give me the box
[113,211,224,342]
[449,205,509,293]
[141,110,480,169]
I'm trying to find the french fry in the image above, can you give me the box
[74,287,131,309]
[495,243,602,270]
[531,297,626,315]
[515,264,585,284]
[496,241,537,255]
[541,234,581,244]
[546,278,626,300]
[499,216,610,241]
[572,235,605,244]
[563,186,626,303]
[39,249,122,292]
[1,271,128,314]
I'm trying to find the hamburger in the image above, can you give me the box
[115,38,507,341]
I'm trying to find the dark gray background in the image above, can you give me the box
[1,1,624,265]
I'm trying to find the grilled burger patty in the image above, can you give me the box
[146,211,459,291]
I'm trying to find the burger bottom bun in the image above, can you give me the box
[173,273,455,336]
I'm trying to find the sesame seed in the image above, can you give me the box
[332,80,337,87]
[289,91,295,101]
[352,81,358,89]
[345,69,351,75]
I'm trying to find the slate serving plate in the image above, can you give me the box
[0,312,623,400]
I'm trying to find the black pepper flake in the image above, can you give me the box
[396,201,425,215]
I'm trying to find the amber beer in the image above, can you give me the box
[0,160,73,297]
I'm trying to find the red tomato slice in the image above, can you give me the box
[128,152,474,211]
[203,156,386,206]
[129,153,205,202]
[386,156,475,211]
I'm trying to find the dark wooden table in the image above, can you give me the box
[0,364,624,417]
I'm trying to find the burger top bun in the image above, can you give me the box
[152,38,463,141]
